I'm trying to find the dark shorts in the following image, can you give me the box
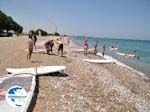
[45,44,50,51]
[58,44,63,52]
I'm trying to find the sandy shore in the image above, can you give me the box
[0,36,150,112]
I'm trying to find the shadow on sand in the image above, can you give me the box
[26,72,69,112]
[39,72,69,77]
[27,76,39,112]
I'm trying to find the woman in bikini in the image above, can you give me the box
[27,32,34,60]
[83,40,88,55]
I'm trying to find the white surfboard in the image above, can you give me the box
[6,66,66,75]
[25,49,46,53]
[83,59,115,64]
[72,48,94,52]
[0,74,36,112]
[116,52,125,56]
[110,47,118,51]
[72,48,84,52]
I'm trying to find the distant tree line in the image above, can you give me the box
[0,10,23,36]
[29,29,60,36]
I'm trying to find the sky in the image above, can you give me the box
[0,0,150,40]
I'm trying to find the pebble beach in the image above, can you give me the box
[0,36,150,112]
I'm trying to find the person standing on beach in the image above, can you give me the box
[67,38,70,45]
[27,32,34,60]
[94,41,98,55]
[83,40,88,55]
[102,44,106,57]
[45,39,54,55]
[57,37,64,57]
[33,34,37,49]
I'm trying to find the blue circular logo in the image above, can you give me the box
[6,85,27,107]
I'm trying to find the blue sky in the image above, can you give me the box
[0,0,150,40]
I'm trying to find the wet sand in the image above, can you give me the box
[0,36,150,112]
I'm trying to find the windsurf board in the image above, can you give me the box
[6,66,66,75]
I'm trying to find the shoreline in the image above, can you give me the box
[96,52,148,79]
[70,37,149,79]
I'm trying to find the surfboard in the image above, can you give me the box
[6,66,66,75]
[83,59,115,64]
[0,74,35,112]
[116,52,125,56]
[72,48,94,52]
[25,49,46,53]
[72,49,84,52]
[110,47,118,51]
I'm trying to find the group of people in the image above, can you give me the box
[83,40,98,55]
[27,33,140,61]
[83,39,105,56]
[82,39,139,60]
[44,37,64,56]
[27,31,64,61]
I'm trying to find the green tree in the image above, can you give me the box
[35,29,48,36]
[29,30,35,34]
[0,10,23,36]
[54,32,60,36]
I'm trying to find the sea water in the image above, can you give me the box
[71,36,150,76]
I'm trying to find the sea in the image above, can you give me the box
[71,36,150,76]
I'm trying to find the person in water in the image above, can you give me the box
[124,50,140,60]
[27,32,34,60]
[94,41,98,55]
[45,39,54,55]
[57,37,64,56]
[83,39,88,55]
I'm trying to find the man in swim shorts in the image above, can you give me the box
[45,39,54,55]
[57,37,64,56]
[102,44,106,57]
[94,41,98,55]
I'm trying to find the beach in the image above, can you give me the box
[0,36,150,112]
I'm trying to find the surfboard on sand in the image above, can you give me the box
[0,74,36,112]
[83,59,115,64]
[72,48,84,52]
[6,66,66,75]
[25,49,46,53]
[72,48,94,52]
